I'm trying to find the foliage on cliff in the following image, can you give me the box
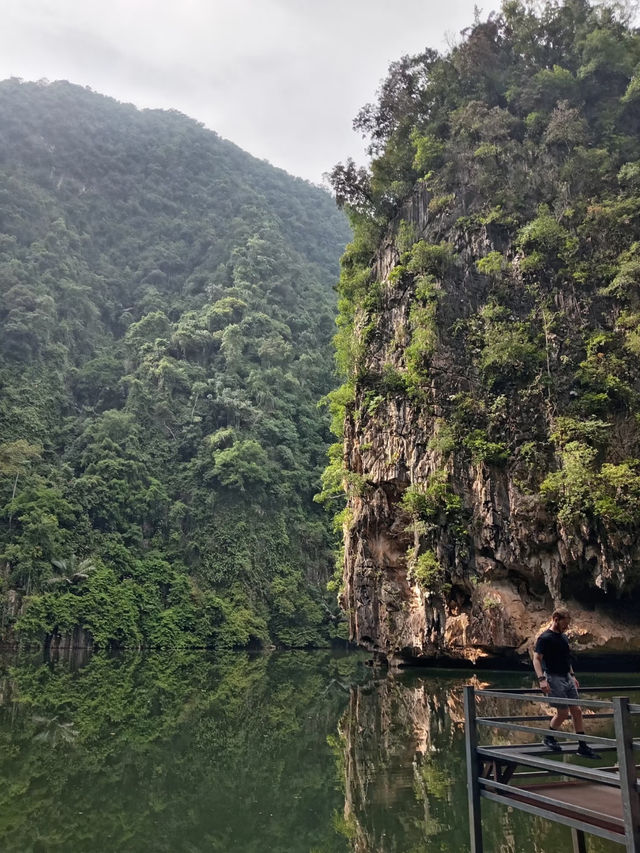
[0,80,350,647]
[328,0,640,605]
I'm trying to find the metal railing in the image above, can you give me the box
[464,685,640,853]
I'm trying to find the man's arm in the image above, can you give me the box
[533,651,545,679]
[569,661,579,687]
[566,637,579,685]
[533,651,550,694]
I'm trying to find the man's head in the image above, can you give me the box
[551,607,571,632]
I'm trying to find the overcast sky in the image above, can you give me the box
[1,0,483,184]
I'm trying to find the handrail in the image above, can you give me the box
[480,790,625,845]
[485,685,640,695]
[477,718,640,751]
[479,712,615,722]
[477,689,640,712]
[475,717,617,746]
[464,686,640,851]
[478,742,618,753]
[477,746,623,787]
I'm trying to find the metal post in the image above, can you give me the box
[613,696,640,853]
[571,827,587,853]
[464,685,483,852]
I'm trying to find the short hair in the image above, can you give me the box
[552,607,570,620]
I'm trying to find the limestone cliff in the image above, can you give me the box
[339,181,640,666]
[330,2,640,664]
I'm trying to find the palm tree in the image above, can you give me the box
[47,555,97,586]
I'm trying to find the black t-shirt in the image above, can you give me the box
[534,629,572,675]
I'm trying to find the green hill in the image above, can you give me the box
[0,78,350,649]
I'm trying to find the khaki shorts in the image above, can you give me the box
[547,673,579,709]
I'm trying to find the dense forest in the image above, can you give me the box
[0,79,351,649]
[325,0,640,660]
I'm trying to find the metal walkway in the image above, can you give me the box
[464,685,640,852]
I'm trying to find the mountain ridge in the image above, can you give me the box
[0,77,351,650]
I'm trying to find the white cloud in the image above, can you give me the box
[0,0,480,182]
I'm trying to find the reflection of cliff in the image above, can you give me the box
[339,674,470,853]
[337,673,615,853]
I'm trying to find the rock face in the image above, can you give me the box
[45,628,94,659]
[340,186,640,666]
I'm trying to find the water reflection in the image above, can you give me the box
[0,650,364,853]
[0,652,632,852]
[338,670,628,853]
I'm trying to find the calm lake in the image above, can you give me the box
[0,649,637,852]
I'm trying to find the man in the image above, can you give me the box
[533,607,599,758]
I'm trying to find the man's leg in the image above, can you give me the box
[550,707,570,731]
[570,703,600,758]
[544,675,569,752]
[569,704,584,732]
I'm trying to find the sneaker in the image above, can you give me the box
[543,734,562,752]
[577,742,600,759]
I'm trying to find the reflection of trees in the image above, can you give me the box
[0,650,366,853]
[31,714,78,747]
[336,673,620,853]
[0,655,623,853]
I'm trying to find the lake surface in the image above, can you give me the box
[0,649,637,852]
